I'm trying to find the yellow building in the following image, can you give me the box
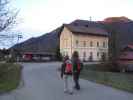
[60,20,108,61]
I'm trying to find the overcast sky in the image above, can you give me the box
[12,0,133,41]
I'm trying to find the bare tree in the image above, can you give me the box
[0,0,19,47]
[0,0,17,31]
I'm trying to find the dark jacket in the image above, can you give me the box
[72,58,83,73]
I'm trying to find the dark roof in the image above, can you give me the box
[63,20,108,36]
[119,52,133,60]
[22,52,56,55]
[122,44,133,51]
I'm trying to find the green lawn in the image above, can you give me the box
[81,64,133,93]
[0,63,22,93]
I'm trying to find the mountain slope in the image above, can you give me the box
[12,27,61,53]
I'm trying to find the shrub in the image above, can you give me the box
[85,62,119,72]
[99,62,119,72]
[6,57,16,63]
[81,70,133,93]
[0,63,22,93]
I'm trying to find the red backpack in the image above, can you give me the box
[77,62,81,72]
[65,60,72,73]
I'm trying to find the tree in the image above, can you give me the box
[0,0,17,31]
[103,23,117,62]
[0,0,19,48]
[55,45,62,61]
[103,17,131,62]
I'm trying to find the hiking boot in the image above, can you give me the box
[74,86,80,90]
[68,91,73,95]
[64,90,68,93]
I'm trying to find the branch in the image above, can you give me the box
[0,0,9,6]
[0,10,19,32]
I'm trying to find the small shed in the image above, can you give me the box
[20,52,56,62]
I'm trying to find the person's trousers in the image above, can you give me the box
[64,75,73,93]
[73,72,80,90]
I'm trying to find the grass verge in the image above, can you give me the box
[81,64,133,93]
[0,63,22,93]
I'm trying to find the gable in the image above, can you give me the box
[60,26,73,40]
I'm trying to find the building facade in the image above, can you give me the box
[60,20,108,61]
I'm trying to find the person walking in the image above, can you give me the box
[72,51,83,90]
[61,55,73,94]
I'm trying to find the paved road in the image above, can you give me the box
[0,62,133,100]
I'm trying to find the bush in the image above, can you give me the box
[0,63,22,93]
[99,62,119,72]
[5,57,16,63]
[85,62,119,72]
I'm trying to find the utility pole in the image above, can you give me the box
[17,33,22,62]
[89,16,92,21]
[17,33,23,44]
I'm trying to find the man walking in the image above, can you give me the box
[72,51,83,90]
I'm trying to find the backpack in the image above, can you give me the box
[77,62,81,72]
[65,60,72,73]
[73,59,83,72]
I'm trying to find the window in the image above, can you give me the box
[97,42,99,47]
[103,42,106,47]
[83,52,86,57]
[85,24,88,27]
[97,52,99,57]
[74,23,78,26]
[76,40,79,46]
[90,41,93,47]
[65,39,68,48]
[90,52,93,57]
[101,52,106,61]
[83,52,86,61]
[89,52,93,61]
[83,41,86,47]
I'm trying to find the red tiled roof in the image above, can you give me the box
[127,44,133,49]
[103,16,131,23]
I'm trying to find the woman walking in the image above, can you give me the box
[60,55,73,94]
